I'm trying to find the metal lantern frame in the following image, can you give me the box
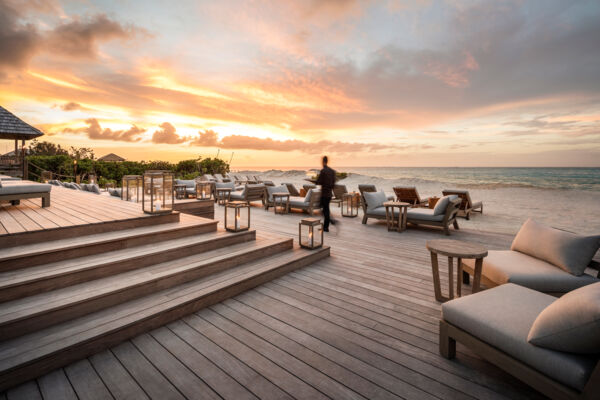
[299,217,324,249]
[122,175,142,202]
[142,170,174,214]
[195,179,214,200]
[88,173,97,185]
[224,201,250,232]
[341,192,359,217]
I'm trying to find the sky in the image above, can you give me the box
[1,0,599,168]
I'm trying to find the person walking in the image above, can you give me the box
[316,155,337,232]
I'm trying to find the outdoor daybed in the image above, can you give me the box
[264,185,290,210]
[462,219,600,295]
[440,282,600,400]
[442,189,482,219]
[229,183,266,205]
[0,180,51,207]
[287,189,321,215]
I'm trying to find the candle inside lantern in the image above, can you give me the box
[202,190,206,198]
[235,209,240,230]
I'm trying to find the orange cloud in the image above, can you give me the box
[64,118,144,142]
[151,122,186,144]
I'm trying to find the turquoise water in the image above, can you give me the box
[337,167,600,191]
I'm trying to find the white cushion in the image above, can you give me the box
[363,191,387,213]
[511,219,600,276]
[528,282,600,353]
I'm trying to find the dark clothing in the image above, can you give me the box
[321,196,332,230]
[316,166,336,199]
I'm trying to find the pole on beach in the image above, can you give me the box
[216,149,220,159]
[229,152,234,164]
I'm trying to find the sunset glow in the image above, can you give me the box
[1,0,599,167]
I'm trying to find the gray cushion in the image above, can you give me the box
[369,206,400,217]
[511,218,600,276]
[363,191,387,213]
[407,208,444,222]
[432,194,458,215]
[462,250,598,293]
[0,183,51,194]
[88,184,100,194]
[229,191,245,200]
[108,188,122,198]
[528,282,600,354]
[442,283,597,391]
[215,182,235,190]
[289,196,309,208]
[175,179,196,189]
[267,185,289,202]
[303,188,314,203]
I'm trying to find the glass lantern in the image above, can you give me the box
[88,173,97,185]
[122,175,142,202]
[195,179,213,200]
[224,201,250,232]
[41,170,53,183]
[142,170,174,214]
[341,192,359,217]
[299,218,323,249]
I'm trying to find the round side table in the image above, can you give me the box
[383,201,410,232]
[426,239,488,302]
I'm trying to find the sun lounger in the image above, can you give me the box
[442,189,482,219]
[393,186,428,207]
[440,283,600,400]
[461,219,600,295]
[0,180,51,207]
[282,183,300,197]
[213,173,230,182]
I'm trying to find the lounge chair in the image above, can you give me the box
[442,189,482,219]
[229,184,266,205]
[440,283,600,400]
[461,219,600,295]
[174,179,197,197]
[288,189,322,215]
[358,184,395,222]
[282,183,300,197]
[0,180,51,207]
[202,174,216,182]
[245,175,258,184]
[254,176,274,186]
[302,183,316,193]
[393,186,428,207]
[213,173,229,182]
[264,185,290,211]
[331,184,348,207]
[406,195,461,235]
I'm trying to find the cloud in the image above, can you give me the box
[0,1,40,69]
[64,118,144,142]
[151,122,187,144]
[190,130,398,154]
[60,102,84,111]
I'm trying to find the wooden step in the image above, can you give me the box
[0,236,294,340]
[0,245,330,391]
[0,229,257,302]
[0,210,182,248]
[0,215,218,271]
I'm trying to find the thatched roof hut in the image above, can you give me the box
[0,106,44,141]
[98,153,125,162]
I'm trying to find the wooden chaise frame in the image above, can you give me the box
[442,190,483,220]
[393,187,428,207]
[0,191,50,208]
[440,320,600,400]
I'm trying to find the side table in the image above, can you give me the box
[383,201,410,232]
[272,193,290,214]
[215,188,232,205]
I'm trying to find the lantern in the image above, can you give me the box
[142,170,174,214]
[122,175,142,202]
[224,201,250,232]
[88,173,97,185]
[195,180,213,200]
[299,218,323,249]
[41,170,52,183]
[341,192,359,217]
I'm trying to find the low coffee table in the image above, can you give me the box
[215,188,232,205]
[174,184,187,200]
[426,239,488,302]
[383,201,410,232]
[272,193,290,214]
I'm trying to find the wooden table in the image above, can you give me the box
[272,193,290,214]
[215,188,232,205]
[174,184,187,200]
[383,201,410,232]
[426,239,488,302]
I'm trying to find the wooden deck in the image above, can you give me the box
[1,200,552,399]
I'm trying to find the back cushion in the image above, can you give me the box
[267,185,289,201]
[363,190,387,213]
[89,184,101,194]
[433,195,457,215]
[528,282,600,353]
[511,219,600,276]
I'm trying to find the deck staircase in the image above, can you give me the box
[0,211,329,391]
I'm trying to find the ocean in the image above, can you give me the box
[236,167,600,235]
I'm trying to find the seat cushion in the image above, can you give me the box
[368,206,395,217]
[407,208,444,222]
[363,191,387,213]
[511,218,600,276]
[528,282,600,353]
[175,179,196,188]
[215,182,235,190]
[229,191,245,200]
[0,183,51,194]
[462,250,598,293]
[267,185,289,202]
[442,284,598,391]
[289,196,309,208]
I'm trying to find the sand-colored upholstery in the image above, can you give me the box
[442,284,597,391]
[462,250,598,294]
[511,219,600,276]
[528,282,600,353]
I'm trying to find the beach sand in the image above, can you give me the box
[239,169,600,236]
